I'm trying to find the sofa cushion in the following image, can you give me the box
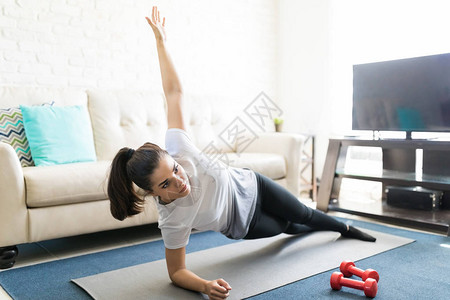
[21,105,97,166]
[0,102,54,167]
[0,86,87,107]
[184,94,237,153]
[226,152,286,180]
[1,106,33,167]
[87,89,167,161]
[23,161,110,208]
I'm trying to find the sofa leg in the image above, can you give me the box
[0,246,19,269]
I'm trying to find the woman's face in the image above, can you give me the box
[150,155,190,203]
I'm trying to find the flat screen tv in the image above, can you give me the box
[352,53,450,138]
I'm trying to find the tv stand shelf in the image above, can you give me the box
[335,169,450,189]
[317,138,450,235]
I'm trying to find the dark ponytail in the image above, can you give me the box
[107,142,168,221]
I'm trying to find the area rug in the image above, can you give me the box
[2,218,449,299]
[72,228,413,300]
[0,229,237,300]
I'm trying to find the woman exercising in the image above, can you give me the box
[107,6,376,300]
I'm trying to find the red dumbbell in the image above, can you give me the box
[340,260,379,282]
[330,272,378,298]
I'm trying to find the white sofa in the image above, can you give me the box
[0,86,305,268]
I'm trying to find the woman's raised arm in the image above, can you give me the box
[146,6,186,130]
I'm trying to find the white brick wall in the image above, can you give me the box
[0,0,278,106]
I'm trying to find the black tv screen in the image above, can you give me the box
[352,53,450,133]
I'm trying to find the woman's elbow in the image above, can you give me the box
[169,275,176,283]
[168,268,182,285]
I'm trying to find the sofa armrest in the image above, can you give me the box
[238,132,306,196]
[0,143,28,246]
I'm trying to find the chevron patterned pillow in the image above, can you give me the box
[0,102,54,167]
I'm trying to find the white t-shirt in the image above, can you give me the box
[156,128,257,249]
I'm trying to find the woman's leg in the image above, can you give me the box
[284,223,315,235]
[245,173,376,242]
[243,199,289,239]
[243,193,315,240]
[254,172,348,232]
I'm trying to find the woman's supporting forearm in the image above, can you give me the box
[170,268,208,294]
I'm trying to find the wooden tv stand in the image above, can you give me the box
[317,137,450,236]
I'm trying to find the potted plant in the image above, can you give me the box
[274,117,284,132]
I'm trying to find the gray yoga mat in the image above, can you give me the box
[72,229,414,300]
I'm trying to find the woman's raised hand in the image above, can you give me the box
[146,6,166,42]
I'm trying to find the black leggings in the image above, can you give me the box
[244,172,347,240]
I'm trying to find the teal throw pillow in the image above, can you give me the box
[20,105,97,166]
[0,102,54,167]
